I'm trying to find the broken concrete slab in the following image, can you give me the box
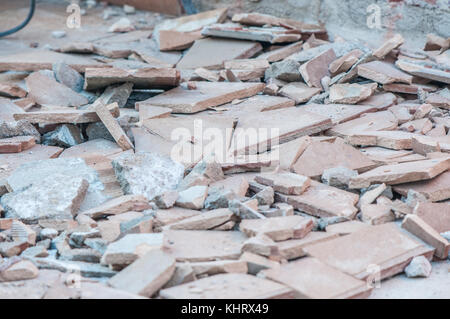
[111,152,184,201]
[325,220,372,235]
[360,203,395,225]
[275,231,339,260]
[1,174,88,223]
[305,223,434,280]
[349,157,450,188]
[167,208,234,230]
[258,42,303,63]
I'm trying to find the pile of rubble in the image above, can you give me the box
[0,6,449,299]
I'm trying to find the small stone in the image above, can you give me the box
[321,166,358,189]
[86,122,114,142]
[59,248,102,263]
[404,256,432,278]
[265,59,302,82]
[51,30,66,39]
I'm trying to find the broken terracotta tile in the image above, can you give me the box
[202,23,302,44]
[257,42,304,62]
[159,273,294,299]
[240,216,313,242]
[414,202,450,234]
[260,257,371,298]
[163,230,247,262]
[13,104,120,125]
[109,249,175,297]
[424,34,450,51]
[252,180,359,219]
[325,220,372,235]
[239,251,279,275]
[329,49,363,75]
[299,48,336,89]
[255,172,311,195]
[0,83,27,98]
[188,259,248,277]
[176,38,262,70]
[393,171,450,202]
[25,72,88,107]
[278,82,321,103]
[138,82,264,113]
[349,157,450,189]
[395,59,450,84]
[305,223,434,280]
[95,102,133,151]
[401,214,449,259]
[80,195,150,220]
[0,51,108,73]
[360,203,395,225]
[230,107,332,155]
[275,231,339,260]
[291,138,376,178]
[329,83,377,104]
[84,67,179,91]
[327,111,398,138]
[301,103,377,125]
[346,130,418,150]
[0,136,35,154]
[357,61,413,84]
[373,34,404,59]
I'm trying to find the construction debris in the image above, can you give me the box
[0,4,449,300]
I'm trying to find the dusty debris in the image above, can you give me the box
[0,5,449,300]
